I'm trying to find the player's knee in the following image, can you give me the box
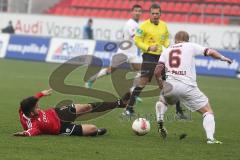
[75,104,92,114]
[139,77,148,86]
[159,96,167,105]
[156,100,167,108]
[107,67,112,73]
[155,101,162,107]
[198,103,214,115]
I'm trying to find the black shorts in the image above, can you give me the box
[55,104,83,136]
[141,53,160,81]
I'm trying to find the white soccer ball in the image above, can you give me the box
[132,118,150,136]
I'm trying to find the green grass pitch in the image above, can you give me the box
[0,59,240,160]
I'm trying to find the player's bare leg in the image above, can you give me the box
[81,124,107,136]
[85,67,112,88]
[197,103,222,144]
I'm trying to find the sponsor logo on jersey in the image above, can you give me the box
[66,128,71,133]
[161,35,166,41]
[136,28,143,36]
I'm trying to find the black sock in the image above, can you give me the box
[90,101,121,113]
[128,86,144,107]
[122,91,131,102]
[176,101,183,114]
[158,121,164,129]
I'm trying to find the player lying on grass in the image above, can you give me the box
[13,89,127,137]
[154,31,232,144]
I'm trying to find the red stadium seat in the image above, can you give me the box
[213,16,220,24]
[166,2,175,12]
[120,2,130,10]
[172,14,182,22]
[165,14,174,22]
[189,15,200,23]
[175,3,183,13]
[143,1,152,10]
[230,6,240,16]
[45,0,238,25]
[212,5,222,14]
[182,3,191,13]
[223,17,230,24]
[113,11,121,18]
[205,4,215,14]
[223,5,231,15]
[204,16,214,24]
[191,4,202,13]
[105,10,113,18]
[160,2,167,10]
[141,13,149,20]
[120,11,129,19]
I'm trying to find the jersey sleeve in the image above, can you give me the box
[21,115,42,136]
[191,43,209,56]
[134,24,149,53]
[34,92,44,99]
[127,23,136,38]
[23,128,41,136]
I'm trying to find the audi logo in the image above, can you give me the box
[222,31,240,50]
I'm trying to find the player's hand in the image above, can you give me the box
[41,89,52,96]
[13,131,27,137]
[148,45,158,52]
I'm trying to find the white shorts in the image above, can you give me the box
[110,49,142,67]
[161,80,209,112]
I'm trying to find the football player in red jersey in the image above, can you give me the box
[14,89,127,137]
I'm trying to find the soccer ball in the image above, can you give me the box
[132,118,150,136]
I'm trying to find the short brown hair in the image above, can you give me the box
[132,4,142,11]
[150,3,161,12]
[175,31,189,43]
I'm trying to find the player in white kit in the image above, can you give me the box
[154,31,232,144]
[85,4,143,94]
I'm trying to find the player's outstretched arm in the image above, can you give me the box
[154,62,165,89]
[40,89,52,96]
[207,49,232,64]
[13,131,27,137]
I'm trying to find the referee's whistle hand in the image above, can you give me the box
[148,45,158,52]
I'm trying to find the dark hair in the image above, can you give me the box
[88,19,93,23]
[20,96,38,116]
[132,4,142,11]
[150,3,161,12]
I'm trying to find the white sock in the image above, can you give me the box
[89,68,109,82]
[155,101,168,123]
[203,112,215,140]
[130,72,141,93]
